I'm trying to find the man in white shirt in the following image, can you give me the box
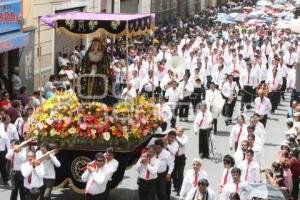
[0,122,9,186]
[21,151,45,200]
[2,114,19,142]
[139,70,159,98]
[104,147,119,199]
[229,115,247,151]
[136,144,160,200]
[234,140,249,166]
[266,67,282,114]
[173,127,188,195]
[254,89,272,127]
[165,80,180,128]
[178,74,194,122]
[36,143,60,200]
[156,96,173,132]
[154,139,174,200]
[220,155,235,193]
[220,167,247,200]
[81,152,112,200]
[238,149,260,184]
[179,158,209,200]
[194,103,213,159]
[221,74,239,125]
[121,82,136,101]
[6,139,26,200]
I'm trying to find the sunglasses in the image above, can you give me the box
[96,159,105,162]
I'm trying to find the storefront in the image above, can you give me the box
[0,0,34,95]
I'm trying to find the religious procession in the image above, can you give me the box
[1,0,300,200]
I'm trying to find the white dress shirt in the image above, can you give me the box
[165,87,180,109]
[220,181,247,200]
[21,161,45,189]
[6,148,27,171]
[178,80,194,99]
[194,111,213,133]
[180,169,209,199]
[105,158,119,180]
[229,124,248,149]
[266,74,283,91]
[234,150,247,166]
[238,160,260,184]
[0,127,9,151]
[36,150,61,179]
[136,156,160,180]
[139,76,159,92]
[254,96,272,116]
[221,167,233,187]
[157,149,174,174]
[167,140,179,158]
[240,69,257,87]
[221,81,239,98]
[205,89,223,119]
[82,166,111,195]
[1,123,19,142]
[212,68,226,87]
[156,103,172,122]
[121,87,136,100]
[130,77,141,91]
[176,134,188,156]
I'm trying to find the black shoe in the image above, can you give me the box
[3,182,9,186]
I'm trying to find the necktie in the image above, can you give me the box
[235,183,239,192]
[193,173,198,187]
[163,52,166,60]
[11,153,15,170]
[4,125,7,132]
[235,125,243,151]
[289,54,292,64]
[245,162,250,181]
[223,169,229,185]
[145,159,151,179]
[247,71,250,85]
[272,76,275,85]
[199,113,205,128]
[28,173,32,184]
[243,152,246,160]
[21,124,24,137]
[205,62,207,70]
[258,98,263,111]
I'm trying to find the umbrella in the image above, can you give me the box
[275,21,291,29]
[274,0,287,4]
[272,4,285,10]
[240,183,286,200]
[248,10,267,18]
[256,0,272,6]
[244,19,265,26]
[230,13,246,22]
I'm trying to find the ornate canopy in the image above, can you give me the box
[40,11,155,37]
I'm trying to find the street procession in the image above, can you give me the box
[2,0,300,199]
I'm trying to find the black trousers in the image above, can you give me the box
[0,150,8,183]
[179,96,190,119]
[222,97,236,120]
[10,171,25,200]
[25,188,41,200]
[291,176,299,200]
[269,91,280,112]
[85,192,106,200]
[138,178,157,200]
[212,119,218,133]
[191,88,202,114]
[199,129,210,158]
[281,77,287,99]
[172,155,186,192]
[40,178,55,200]
[160,122,167,132]
[241,86,254,110]
[170,106,179,128]
[156,172,167,200]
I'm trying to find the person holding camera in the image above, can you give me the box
[81,152,112,200]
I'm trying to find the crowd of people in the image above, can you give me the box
[0,0,300,200]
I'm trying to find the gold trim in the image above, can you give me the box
[56,24,154,39]
[68,178,85,194]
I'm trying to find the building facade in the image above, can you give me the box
[0,0,35,95]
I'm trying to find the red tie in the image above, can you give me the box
[245,162,250,181]
[236,126,243,146]
[236,183,239,192]
[193,173,198,187]
[21,124,24,137]
[28,173,32,184]
[199,113,205,128]
[145,159,151,179]
[272,76,275,85]
[223,169,229,185]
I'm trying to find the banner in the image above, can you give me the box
[0,0,21,33]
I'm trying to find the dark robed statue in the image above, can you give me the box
[80,37,116,105]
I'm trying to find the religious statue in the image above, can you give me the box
[80,37,115,105]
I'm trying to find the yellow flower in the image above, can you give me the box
[103,132,110,141]
[68,127,76,134]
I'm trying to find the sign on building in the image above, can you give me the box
[0,0,21,33]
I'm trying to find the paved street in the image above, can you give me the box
[0,95,288,200]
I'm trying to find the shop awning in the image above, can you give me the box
[0,31,29,53]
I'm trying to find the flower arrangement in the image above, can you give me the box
[28,91,161,148]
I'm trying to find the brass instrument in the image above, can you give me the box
[227,84,237,104]
[167,56,185,76]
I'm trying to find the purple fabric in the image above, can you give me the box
[40,11,155,28]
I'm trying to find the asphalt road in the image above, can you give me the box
[0,95,288,200]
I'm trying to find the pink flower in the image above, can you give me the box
[128,119,135,126]
[80,122,88,130]
[46,119,54,125]
[140,117,148,124]
[123,126,128,132]
[142,129,149,136]
[63,117,71,125]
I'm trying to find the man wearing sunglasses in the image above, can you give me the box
[82,152,112,200]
